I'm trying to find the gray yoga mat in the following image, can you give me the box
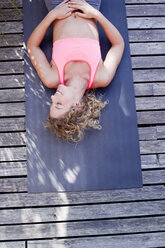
[23,0,143,193]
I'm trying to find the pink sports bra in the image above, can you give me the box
[52,38,102,89]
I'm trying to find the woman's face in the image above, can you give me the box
[50,84,77,119]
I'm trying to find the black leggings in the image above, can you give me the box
[44,0,101,12]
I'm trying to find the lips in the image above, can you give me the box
[56,90,63,96]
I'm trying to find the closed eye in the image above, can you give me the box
[54,103,63,109]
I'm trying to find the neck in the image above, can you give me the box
[66,75,88,104]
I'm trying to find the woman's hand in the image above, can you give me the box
[50,0,72,20]
[68,0,99,19]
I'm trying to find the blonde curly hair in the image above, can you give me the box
[45,89,109,143]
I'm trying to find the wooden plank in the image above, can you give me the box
[0,89,25,102]
[156,126,165,139]
[1,170,165,193]
[131,56,165,69]
[0,177,26,193]
[0,132,26,147]
[153,83,165,95]
[0,117,25,132]
[126,0,165,3]
[138,126,157,140]
[0,147,26,161]
[27,232,165,248]
[0,34,23,47]
[0,9,23,21]
[137,111,165,125]
[0,75,24,88]
[0,162,27,176]
[0,242,25,248]
[0,216,164,240]
[1,200,165,225]
[0,185,164,208]
[0,61,24,74]
[134,83,153,96]
[135,96,165,110]
[0,0,22,8]
[126,4,165,16]
[133,69,165,82]
[0,22,23,34]
[158,154,165,166]
[0,47,23,60]
[130,42,165,55]
[128,30,165,42]
[127,17,165,29]
[141,154,158,168]
[0,103,25,117]
[140,140,165,154]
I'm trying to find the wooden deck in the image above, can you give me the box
[0,0,165,247]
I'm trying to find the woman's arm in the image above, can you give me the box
[27,0,72,88]
[94,11,125,87]
[27,12,57,88]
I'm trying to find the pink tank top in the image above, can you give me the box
[52,38,102,89]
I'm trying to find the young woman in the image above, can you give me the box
[27,0,124,142]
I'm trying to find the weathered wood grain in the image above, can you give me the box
[0,75,24,88]
[0,132,26,147]
[128,30,165,42]
[126,4,165,16]
[158,154,165,166]
[0,117,25,132]
[127,17,165,29]
[0,170,165,193]
[0,0,22,8]
[0,34,23,47]
[0,103,25,117]
[130,42,165,55]
[0,147,26,161]
[0,185,164,208]
[137,111,165,125]
[0,47,23,60]
[0,61,24,74]
[135,96,165,110]
[140,140,165,154]
[0,161,27,176]
[0,89,25,102]
[153,83,165,95]
[131,56,165,69]
[0,22,23,34]
[133,69,165,82]
[0,242,25,248]
[27,232,165,248]
[0,216,164,240]
[138,126,157,140]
